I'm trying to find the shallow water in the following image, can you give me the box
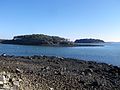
[0,43,120,66]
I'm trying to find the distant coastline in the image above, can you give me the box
[0,34,105,47]
[75,38,104,43]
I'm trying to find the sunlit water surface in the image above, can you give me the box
[0,43,120,66]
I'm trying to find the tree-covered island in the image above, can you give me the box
[1,34,74,46]
[75,38,105,43]
[0,34,105,46]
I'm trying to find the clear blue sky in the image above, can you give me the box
[0,0,120,41]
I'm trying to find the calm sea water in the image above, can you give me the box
[0,43,120,66]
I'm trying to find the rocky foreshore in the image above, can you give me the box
[0,55,120,90]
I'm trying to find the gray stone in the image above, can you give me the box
[13,81,20,87]
[16,68,23,73]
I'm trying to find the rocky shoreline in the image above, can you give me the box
[0,55,120,90]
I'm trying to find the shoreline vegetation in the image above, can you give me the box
[0,55,120,90]
[0,34,105,47]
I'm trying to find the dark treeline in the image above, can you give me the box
[75,39,105,43]
[1,34,74,46]
[0,34,105,46]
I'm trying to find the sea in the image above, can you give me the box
[0,42,120,66]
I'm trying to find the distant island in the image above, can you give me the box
[74,39,105,43]
[0,34,105,47]
[0,34,74,46]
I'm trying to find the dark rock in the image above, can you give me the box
[91,81,100,87]
[1,53,7,57]
[54,71,62,75]
[88,65,94,68]
[84,69,94,75]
